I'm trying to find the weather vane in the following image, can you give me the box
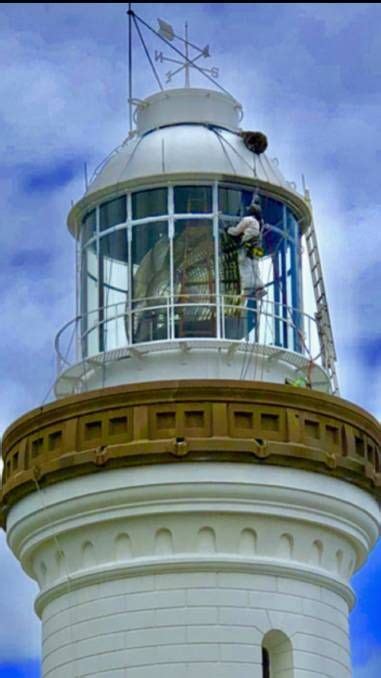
[155,18,219,87]
[127,6,230,132]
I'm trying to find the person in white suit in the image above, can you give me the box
[227,204,266,298]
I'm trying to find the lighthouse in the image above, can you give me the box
[1,10,380,678]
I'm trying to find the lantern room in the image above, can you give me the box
[55,88,329,396]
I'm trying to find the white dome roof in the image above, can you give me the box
[86,124,291,195]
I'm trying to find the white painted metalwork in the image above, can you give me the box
[155,19,219,87]
[54,293,328,396]
[80,89,290,201]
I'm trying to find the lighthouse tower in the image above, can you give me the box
[1,12,380,678]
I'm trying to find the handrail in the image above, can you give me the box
[55,294,319,378]
[70,294,314,323]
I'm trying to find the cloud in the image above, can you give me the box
[0,1,380,668]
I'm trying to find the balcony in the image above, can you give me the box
[54,294,330,397]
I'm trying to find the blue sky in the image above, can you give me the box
[0,3,381,675]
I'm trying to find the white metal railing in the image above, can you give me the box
[55,294,320,378]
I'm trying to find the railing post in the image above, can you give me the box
[128,300,133,346]
[171,293,175,340]
[166,296,170,340]
[221,295,225,339]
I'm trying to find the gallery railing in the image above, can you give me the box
[55,294,320,377]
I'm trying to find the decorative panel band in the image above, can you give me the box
[1,380,380,525]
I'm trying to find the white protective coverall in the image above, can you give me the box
[227,215,265,296]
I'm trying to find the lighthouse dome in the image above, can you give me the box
[84,88,298,201]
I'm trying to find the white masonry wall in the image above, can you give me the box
[7,464,380,678]
[40,571,351,678]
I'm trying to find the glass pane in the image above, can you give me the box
[221,216,273,341]
[219,219,241,298]
[218,187,255,216]
[81,209,96,244]
[132,188,167,219]
[288,208,303,352]
[174,186,212,213]
[81,240,99,356]
[262,195,283,229]
[219,194,288,343]
[100,196,126,231]
[86,281,99,355]
[287,271,294,350]
[132,221,170,343]
[218,189,287,257]
[85,242,98,317]
[99,230,129,351]
[173,219,215,338]
[218,187,242,216]
[218,216,266,295]
[100,231,128,302]
[132,221,170,299]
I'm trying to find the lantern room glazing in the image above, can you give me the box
[79,181,305,359]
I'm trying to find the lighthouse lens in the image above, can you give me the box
[132,221,170,343]
[173,218,215,338]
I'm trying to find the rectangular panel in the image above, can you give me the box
[132,221,170,343]
[173,219,215,338]
[81,209,96,244]
[100,196,127,231]
[100,230,129,350]
[174,186,212,214]
[132,188,168,219]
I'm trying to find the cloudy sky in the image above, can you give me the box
[0,3,381,676]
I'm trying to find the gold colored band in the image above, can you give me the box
[1,380,380,528]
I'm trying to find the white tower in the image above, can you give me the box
[1,12,380,678]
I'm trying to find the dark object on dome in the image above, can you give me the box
[241,131,268,155]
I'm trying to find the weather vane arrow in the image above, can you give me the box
[155,18,219,86]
